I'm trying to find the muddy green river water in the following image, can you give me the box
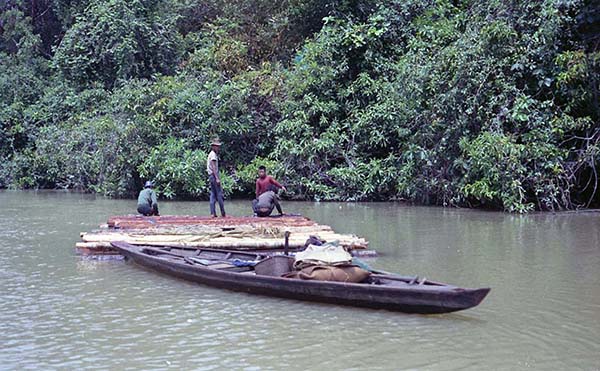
[1,191,599,370]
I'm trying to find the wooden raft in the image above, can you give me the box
[77,215,369,255]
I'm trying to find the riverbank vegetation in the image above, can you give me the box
[1,0,598,211]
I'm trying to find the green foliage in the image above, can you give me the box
[1,0,599,211]
[272,0,599,210]
[235,157,282,195]
[459,132,532,212]
[29,115,143,195]
[138,138,208,198]
[0,7,49,155]
[53,0,180,88]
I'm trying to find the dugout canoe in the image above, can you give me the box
[111,241,490,314]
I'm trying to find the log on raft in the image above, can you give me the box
[79,232,368,249]
[77,214,370,255]
[107,215,321,229]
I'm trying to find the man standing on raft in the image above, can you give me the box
[207,138,226,218]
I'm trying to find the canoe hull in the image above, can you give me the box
[112,242,490,314]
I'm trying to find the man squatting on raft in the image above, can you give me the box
[253,166,287,217]
[137,181,159,216]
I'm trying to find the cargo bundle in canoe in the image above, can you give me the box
[111,241,490,314]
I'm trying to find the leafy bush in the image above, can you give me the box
[138,138,208,198]
[53,0,180,88]
[0,0,598,211]
[272,0,599,210]
[235,157,283,195]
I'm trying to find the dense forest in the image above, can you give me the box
[0,0,598,211]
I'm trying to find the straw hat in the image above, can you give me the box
[210,138,222,146]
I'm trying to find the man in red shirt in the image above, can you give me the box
[253,166,287,217]
[255,166,286,198]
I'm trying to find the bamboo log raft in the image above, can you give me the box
[77,215,370,256]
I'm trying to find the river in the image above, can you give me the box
[1,190,599,370]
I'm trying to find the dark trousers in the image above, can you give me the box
[137,204,159,216]
[209,174,226,216]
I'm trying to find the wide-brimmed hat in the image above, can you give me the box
[144,180,154,188]
[210,138,222,146]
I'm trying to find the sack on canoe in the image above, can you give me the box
[293,242,352,269]
[283,264,370,283]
